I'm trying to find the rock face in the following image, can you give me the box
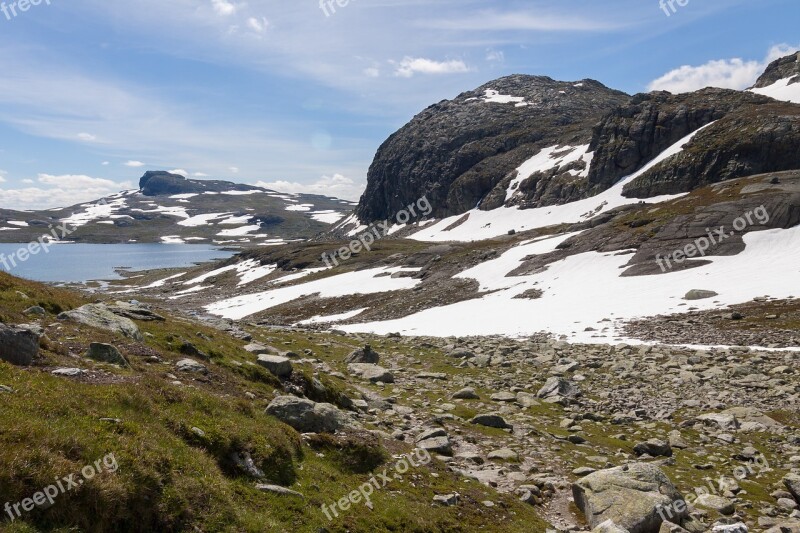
[139,171,261,197]
[265,396,352,434]
[354,75,629,223]
[0,324,39,366]
[753,51,800,88]
[572,463,686,533]
[58,304,143,341]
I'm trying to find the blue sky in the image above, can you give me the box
[0,0,798,209]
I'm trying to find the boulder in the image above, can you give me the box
[0,323,39,366]
[244,343,280,355]
[470,413,512,429]
[572,463,687,533]
[594,521,632,533]
[537,376,581,404]
[452,387,480,399]
[256,355,293,378]
[684,290,719,301]
[175,358,208,374]
[58,304,143,341]
[696,413,739,431]
[265,396,352,433]
[634,439,673,458]
[86,343,129,367]
[784,473,800,502]
[345,344,380,364]
[417,436,453,456]
[694,494,735,515]
[108,301,165,322]
[347,363,394,383]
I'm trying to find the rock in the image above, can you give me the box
[668,431,689,449]
[23,305,46,316]
[265,396,352,433]
[86,343,129,367]
[487,448,519,461]
[660,522,690,533]
[572,463,687,533]
[633,439,673,458]
[470,413,512,429]
[51,368,85,377]
[778,498,799,511]
[108,301,165,322]
[711,524,747,533]
[347,363,394,383]
[345,344,380,364]
[516,392,541,407]
[784,473,800,502]
[255,484,304,498]
[0,323,39,366]
[244,343,279,355]
[537,376,580,404]
[490,391,517,402]
[256,355,293,378]
[175,358,208,374]
[593,520,633,533]
[697,413,739,431]
[58,304,143,341]
[0,385,12,393]
[695,494,735,515]
[230,451,265,478]
[433,493,459,506]
[574,467,598,477]
[684,290,719,301]
[452,387,480,399]
[180,341,208,360]
[417,436,453,456]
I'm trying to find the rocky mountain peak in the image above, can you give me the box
[138,171,262,196]
[752,50,800,88]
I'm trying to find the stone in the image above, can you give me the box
[175,358,208,374]
[265,396,352,433]
[417,436,453,456]
[433,493,459,506]
[697,413,739,431]
[490,391,517,402]
[572,463,687,533]
[86,343,129,367]
[684,290,719,301]
[537,376,580,404]
[345,344,380,364]
[487,448,519,461]
[347,363,394,383]
[52,368,85,377]
[108,301,165,322]
[244,343,279,355]
[256,355,293,378]
[0,323,39,366]
[23,305,46,316]
[593,520,633,533]
[633,439,673,458]
[58,304,143,340]
[695,494,735,515]
[255,484,304,498]
[470,413,512,429]
[784,473,800,502]
[452,387,479,399]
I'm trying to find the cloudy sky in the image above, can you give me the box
[0,0,797,209]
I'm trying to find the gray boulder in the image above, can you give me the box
[23,306,46,316]
[594,521,632,533]
[86,343,129,367]
[58,304,143,341]
[256,355,293,378]
[452,387,480,399]
[347,363,394,383]
[537,376,581,404]
[633,439,673,458]
[684,290,719,301]
[784,473,800,502]
[573,463,687,533]
[417,436,453,456]
[470,413,512,429]
[176,358,208,374]
[344,344,380,364]
[0,323,39,366]
[265,396,352,433]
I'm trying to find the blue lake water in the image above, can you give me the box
[0,243,234,283]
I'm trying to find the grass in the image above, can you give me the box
[0,271,550,532]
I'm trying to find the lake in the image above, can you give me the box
[0,243,234,283]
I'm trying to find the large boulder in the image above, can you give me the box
[58,304,143,341]
[537,376,581,404]
[256,355,293,378]
[265,396,353,434]
[784,473,800,503]
[0,324,39,366]
[347,363,394,383]
[573,463,687,533]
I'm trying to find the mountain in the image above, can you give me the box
[347,52,800,231]
[0,171,355,245]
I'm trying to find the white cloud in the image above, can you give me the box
[22,179,33,184]
[168,168,190,177]
[0,174,134,210]
[394,57,471,78]
[124,160,146,167]
[486,50,505,63]
[648,44,800,93]
[256,174,364,201]
[246,17,269,33]
[77,132,97,141]
[101,161,110,166]
[228,166,240,174]
[364,67,380,78]
[211,0,238,16]
[193,172,209,177]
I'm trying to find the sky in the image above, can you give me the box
[0,0,798,210]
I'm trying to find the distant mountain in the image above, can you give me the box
[0,171,356,245]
